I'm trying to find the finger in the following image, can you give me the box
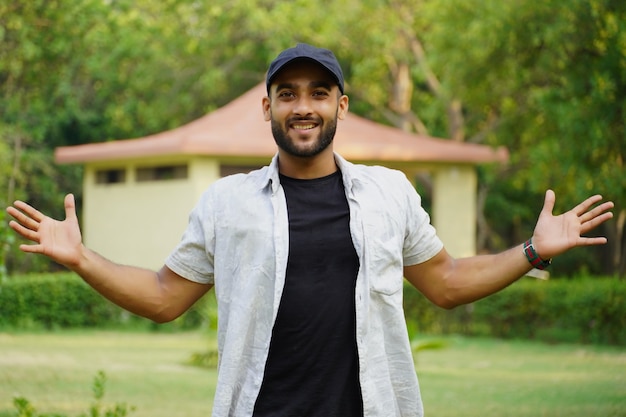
[8,220,41,243]
[19,243,45,254]
[12,200,45,223]
[580,211,614,234]
[540,189,556,216]
[573,194,605,216]
[64,193,77,222]
[577,236,608,246]
[5,206,21,222]
[6,206,40,231]
[579,201,614,223]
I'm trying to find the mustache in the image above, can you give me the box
[287,116,321,124]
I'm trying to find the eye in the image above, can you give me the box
[277,90,296,99]
[312,90,330,98]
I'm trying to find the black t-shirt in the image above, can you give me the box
[253,170,363,417]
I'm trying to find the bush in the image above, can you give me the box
[3,272,624,346]
[403,276,626,346]
[0,272,209,331]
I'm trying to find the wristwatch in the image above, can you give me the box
[523,238,552,270]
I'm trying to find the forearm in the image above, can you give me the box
[70,245,171,321]
[443,243,533,307]
[405,244,535,309]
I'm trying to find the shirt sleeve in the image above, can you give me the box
[400,176,444,266]
[165,189,215,284]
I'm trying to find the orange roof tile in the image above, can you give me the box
[55,83,508,165]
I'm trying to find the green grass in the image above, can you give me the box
[0,330,217,417]
[0,331,624,417]
[416,336,626,417]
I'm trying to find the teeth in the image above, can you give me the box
[293,123,315,130]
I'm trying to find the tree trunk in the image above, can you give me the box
[8,133,22,204]
[615,209,625,278]
[476,183,491,253]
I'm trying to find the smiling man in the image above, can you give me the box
[6,43,614,417]
[263,44,349,176]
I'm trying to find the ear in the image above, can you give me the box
[262,96,271,121]
[337,95,349,120]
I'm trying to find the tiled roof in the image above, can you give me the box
[55,83,508,165]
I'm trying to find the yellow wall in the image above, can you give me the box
[82,157,220,269]
[81,156,477,270]
[431,165,477,258]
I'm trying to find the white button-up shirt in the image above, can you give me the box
[166,153,443,417]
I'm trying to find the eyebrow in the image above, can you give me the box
[275,80,334,92]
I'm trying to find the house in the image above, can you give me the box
[55,83,508,269]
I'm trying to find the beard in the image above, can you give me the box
[270,115,338,158]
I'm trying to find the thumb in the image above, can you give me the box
[64,193,77,222]
[540,189,556,217]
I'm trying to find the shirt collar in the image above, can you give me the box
[260,152,358,195]
[257,153,281,194]
[334,153,358,192]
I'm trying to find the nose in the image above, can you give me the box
[292,96,313,117]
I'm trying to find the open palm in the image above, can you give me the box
[531,190,614,260]
[6,194,83,268]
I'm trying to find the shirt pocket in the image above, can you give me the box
[367,235,404,296]
[359,198,405,296]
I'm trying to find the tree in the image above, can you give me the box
[2,0,622,274]
[419,0,625,274]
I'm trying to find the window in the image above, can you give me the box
[95,169,126,184]
[220,165,263,177]
[136,164,188,182]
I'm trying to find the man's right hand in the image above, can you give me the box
[6,193,83,269]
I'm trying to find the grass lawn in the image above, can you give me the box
[416,336,626,416]
[0,330,217,417]
[0,330,624,416]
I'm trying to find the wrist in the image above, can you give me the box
[66,243,90,272]
[523,238,552,270]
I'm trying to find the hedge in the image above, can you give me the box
[2,273,624,346]
[403,276,626,346]
[0,272,208,331]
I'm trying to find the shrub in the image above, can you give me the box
[4,272,623,346]
[0,273,208,331]
[403,276,626,346]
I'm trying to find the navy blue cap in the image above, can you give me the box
[266,43,345,94]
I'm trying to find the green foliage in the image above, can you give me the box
[185,291,220,369]
[9,371,134,417]
[0,273,124,329]
[0,211,16,280]
[0,273,209,331]
[81,371,134,417]
[421,0,625,273]
[187,349,220,369]
[471,277,626,345]
[411,338,448,355]
[403,276,626,346]
[2,0,623,275]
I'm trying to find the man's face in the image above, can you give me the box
[263,61,348,158]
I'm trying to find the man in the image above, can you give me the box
[6,43,614,416]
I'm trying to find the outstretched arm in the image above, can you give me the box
[6,194,210,322]
[405,190,614,309]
